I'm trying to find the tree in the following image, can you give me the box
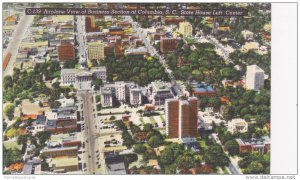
[92,79,103,90]
[222,105,235,121]
[52,101,61,109]
[4,75,13,90]
[176,152,199,170]
[114,120,127,131]
[160,147,175,165]
[130,124,141,134]
[124,154,138,164]
[204,145,230,167]
[35,131,52,146]
[17,134,30,145]
[4,104,15,120]
[224,140,240,156]
[143,123,153,132]
[148,135,163,148]
[3,147,23,168]
[122,131,135,148]
[244,161,264,174]
[3,121,7,132]
[133,143,147,154]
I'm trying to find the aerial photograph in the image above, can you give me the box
[2,3,271,175]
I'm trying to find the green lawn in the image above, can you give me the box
[160,115,165,123]
[149,116,156,125]
[140,117,145,125]
[4,141,20,150]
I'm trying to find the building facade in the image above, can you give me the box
[179,21,193,37]
[100,81,141,107]
[149,81,174,106]
[57,42,75,62]
[88,40,105,61]
[165,97,199,139]
[228,118,248,134]
[246,65,265,90]
[61,67,107,89]
[160,38,178,54]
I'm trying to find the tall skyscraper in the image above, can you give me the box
[246,65,265,90]
[165,97,199,139]
[57,42,75,62]
[88,40,105,61]
[178,21,193,37]
[85,16,95,32]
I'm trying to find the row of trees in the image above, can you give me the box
[4,63,76,109]
[3,60,61,103]
[166,43,244,84]
[220,87,270,127]
[239,152,270,174]
[99,55,169,86]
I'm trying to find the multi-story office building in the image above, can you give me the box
[178,21,193,37]
[246,65,265,90]
[90,67,107,82]
[160,38,178,54]
[149,81,174,106]
[85,16,95,32]
[57,42,75,62]
[129,88,142,106]
[100,81,141,107]
[165,97,199,139]
[88,40,105,61]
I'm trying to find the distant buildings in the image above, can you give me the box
[100,81,142,107]
[45,107,78,134]
[148,81,174,106]
[242,42,260,52]
[160,38,178,54]
[242,30,254,41]
[125,46,148,56]
[4,16,17,26]
[227,118,248,134]
[88,40,105,61]
[246,65,265,90]
[48,156,79,172]
[236,136,270,154]
[85,16,95,32]
[41,146,78,157]
[165,97,199,139]
[57,42,75,62]
[178,21,193,37]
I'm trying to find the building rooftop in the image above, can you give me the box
[152,81,171,92]
[247,64,265,73]
[192,83,216,94]
[49,156,78,168]
[91,66,106,72]
[41,146,78,153]
[236,136,270,146]
[61,68,81,74]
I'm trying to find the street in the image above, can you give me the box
[124,16,182,96]
[74,12,88,66]
[3,11,35,76]
[77,90,97,174]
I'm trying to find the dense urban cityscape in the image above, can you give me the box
[3,3,271,175]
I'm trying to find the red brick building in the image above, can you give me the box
[160,38,178,54]
[58,42,75,62]
[236,137,270,154]
[85,16,95,32]
[165,97,199,138]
